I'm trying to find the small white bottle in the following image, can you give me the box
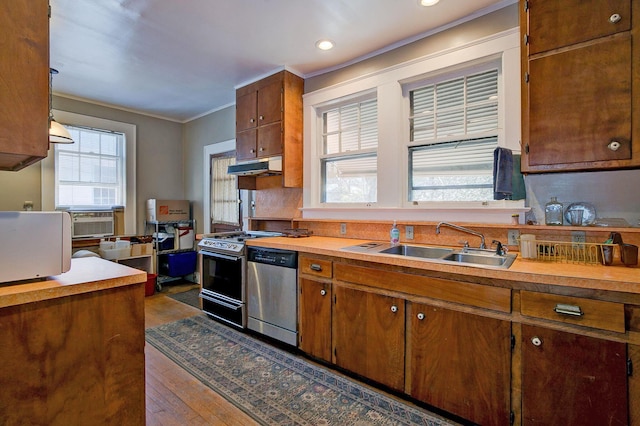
[390,220,400,246]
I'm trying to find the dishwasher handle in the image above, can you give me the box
[247,247,297,268]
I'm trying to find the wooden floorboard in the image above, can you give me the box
[145,283,258,426]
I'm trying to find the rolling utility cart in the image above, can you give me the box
[145,219,196,291]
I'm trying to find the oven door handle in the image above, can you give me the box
[200,293,242,311]
[201,252,241,262]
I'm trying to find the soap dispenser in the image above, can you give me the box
[390,221,400,246]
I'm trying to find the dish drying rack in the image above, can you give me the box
[521,238,616,265]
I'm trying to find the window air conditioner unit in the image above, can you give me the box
[70,210,115,238]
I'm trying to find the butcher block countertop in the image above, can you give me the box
[247,236,640,295]
[0,257,147,309]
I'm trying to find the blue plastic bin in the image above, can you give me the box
[160,251,197,277]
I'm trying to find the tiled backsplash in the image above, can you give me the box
[293,219,640,253]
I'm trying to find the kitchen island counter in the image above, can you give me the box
[247,236,640,296]
[0,257,147,424]
[0,256,147,308]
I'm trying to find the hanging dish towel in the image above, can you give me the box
[493,147,513,200]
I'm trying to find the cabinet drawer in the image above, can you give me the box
[299,256,332,278]
[520,291,625,333]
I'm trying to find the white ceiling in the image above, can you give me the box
[50,0,513,123]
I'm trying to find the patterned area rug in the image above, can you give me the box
[145,315,458,426]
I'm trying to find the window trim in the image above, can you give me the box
[302,28,525,223]
[42,111,137,234]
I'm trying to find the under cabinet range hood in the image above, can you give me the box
[227,156,282,176]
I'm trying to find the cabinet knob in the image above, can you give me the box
[531,336,543,347]
[320,289,327,296]
[608,140,621,151]
[609,13,622,24]
[390,305,398,313]
[417,312,425,320]
[259,115,264,120]
[249,149,255,153]
[250,118,255,123]
[259,147,264,152]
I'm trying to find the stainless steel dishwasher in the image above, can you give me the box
[246,247,298,346]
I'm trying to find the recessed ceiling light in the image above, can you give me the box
[316,39,335,51]
[419,0,440,6]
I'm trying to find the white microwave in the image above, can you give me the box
[0,211,72,283]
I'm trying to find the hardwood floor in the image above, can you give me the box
[144,283,258,425]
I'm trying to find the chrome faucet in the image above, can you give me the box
[435,222,486,249]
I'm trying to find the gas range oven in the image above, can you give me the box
[198,231,280,328]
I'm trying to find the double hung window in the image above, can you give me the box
[55,125,126,208]
[320,96,378,203]
[210,154,239,226]
[407,66,499,202]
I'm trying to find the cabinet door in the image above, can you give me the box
[236,91,257,133]
[299,278,332,362]
[527,0,630,55]
[235,129,257,161]
[333,285,405,391]
[408,303,511,426]
[526,35,631,168]
[257,121,282,158]
[0,1,49,171]
[522,325,628,425]
[257,79,282,127]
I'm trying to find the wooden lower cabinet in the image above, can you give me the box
[299,277,332,362]
[521,324,628,425]
[407,302,512,426]
[298,257,638,425]
[332,284,405,391]
[0,284,145,425]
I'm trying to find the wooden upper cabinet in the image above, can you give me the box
[256,79,283,127]
[235,70,303,187]
[527,35,631,167]
[236,91,258,133]
[527,0,630,55]
[521,0,639,173]
[0,1,49,171]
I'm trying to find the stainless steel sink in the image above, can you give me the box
[379,244,453,259]
[442,252,517,268]
[341,241,517,269]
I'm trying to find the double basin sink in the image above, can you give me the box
[342,241,517,269]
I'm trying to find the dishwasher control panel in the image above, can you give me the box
[247,247,297,268]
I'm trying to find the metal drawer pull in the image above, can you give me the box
[609,13,622,24]
[320,289,326,296]
[554,303,584,316]
[417,312,425,320]
[309,264,323,272]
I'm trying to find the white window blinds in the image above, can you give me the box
[408,68,499,202]
[410,69,498,143]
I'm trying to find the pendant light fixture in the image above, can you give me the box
[49,68,74,144]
